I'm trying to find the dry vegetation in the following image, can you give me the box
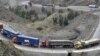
[0,0,99,40]
[0,40,24,56]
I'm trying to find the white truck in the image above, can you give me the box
[74,39,100,49]
[88,5,98,8]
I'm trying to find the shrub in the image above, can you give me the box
[47,11,51,16]
[67,9,79,20]
[37,27,43,31]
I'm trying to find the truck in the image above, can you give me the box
[88,5,98,8]
[15,35,39,47]
[41,40,74,48]
[0,23,3,31]
[74,39,100,49]
[1,27,19,39]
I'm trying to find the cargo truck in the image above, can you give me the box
[74,39,100,49]
[41,40,74,48]
[88,5,98,8]
[1,27,19,39]
[15,35,39,47]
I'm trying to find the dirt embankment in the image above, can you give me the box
[45,13,99,40]
[0,40,24,56]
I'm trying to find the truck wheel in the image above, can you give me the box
[34,45,39,48]
[17,42,22,45]
[53,46,55,48]
[7,34,10,38]
[63,45,67,48]
[30,44,33,47]
[48,45,53,48]
[40,45,46,48]
[30,44,39,48]
[2,33,7,36]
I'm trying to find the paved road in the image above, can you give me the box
[91,11,100,39]
[72,9,100,53]
[0,34,98,54]
[30,3,100,11]
[0,34,99,54]
[4,1,100,12]
[2,2,100,55]
[14,43,100,53]
[14,44,69,54]
[31,3,90,11]
[12,7,100,54]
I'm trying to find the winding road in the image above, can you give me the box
[2,2,100,56]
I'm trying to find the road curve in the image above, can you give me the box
[12,7,100,53]
[1,5,100,54]
[0,33,100,54]
[14,43,100,53]
[14,44,69,54]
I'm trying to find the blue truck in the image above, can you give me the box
[16,35,39,47]
[1,27,19,39]
[1,26,40,47]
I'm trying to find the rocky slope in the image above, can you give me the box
[0,40,24,56]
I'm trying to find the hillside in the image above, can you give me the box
[0,4,98,41]
[0,40,24,56]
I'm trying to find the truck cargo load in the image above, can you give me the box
[1,27,19,39]
[16,35,39,47]
[47,40,74,48]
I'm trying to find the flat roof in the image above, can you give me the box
[4,27,19,34]
[17,35,39,39]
